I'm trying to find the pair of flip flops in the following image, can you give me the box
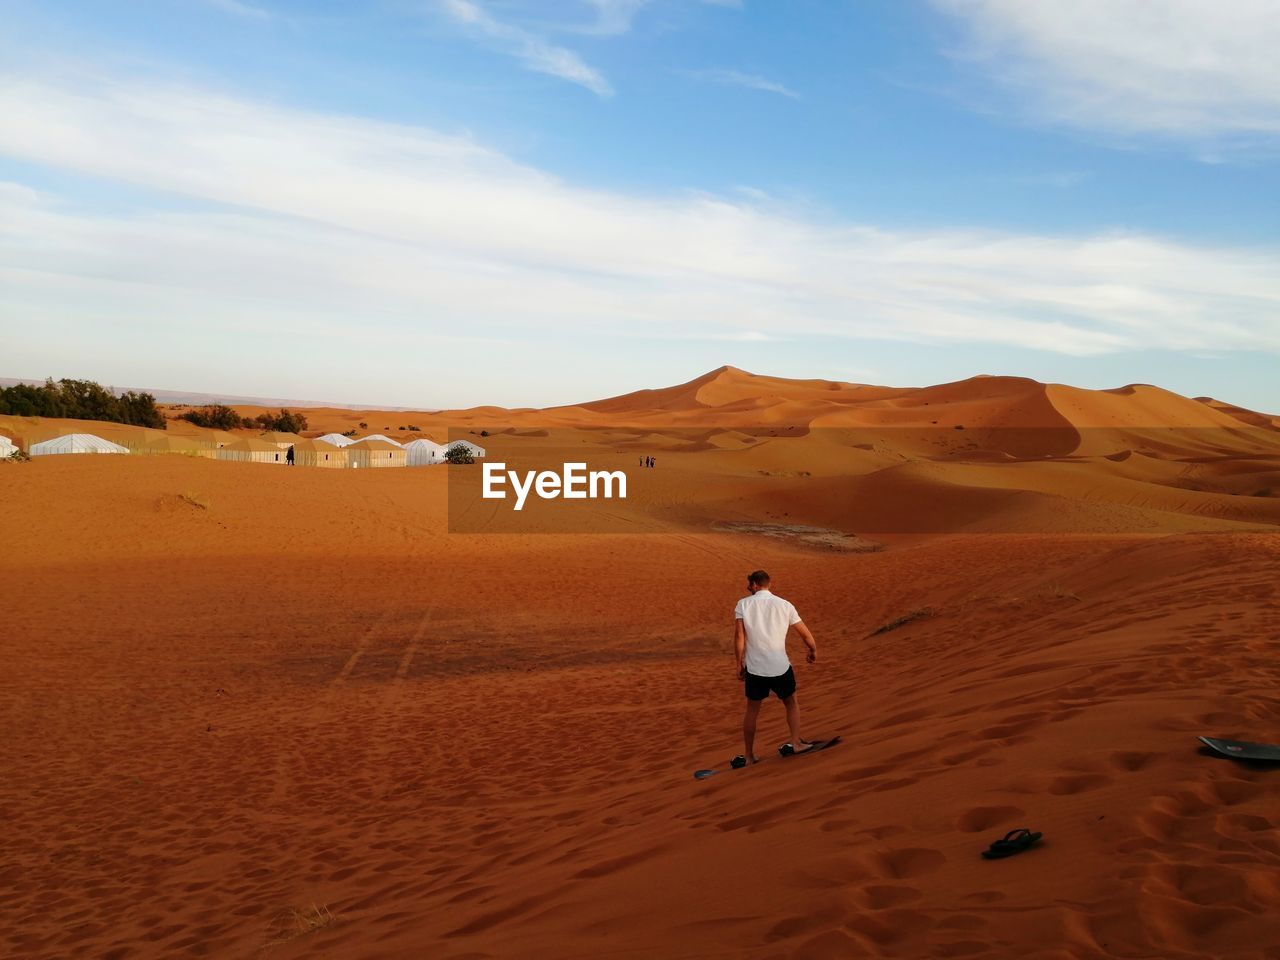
[730,739,819,767]
[982,828,1042,859]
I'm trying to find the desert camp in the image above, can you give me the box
[0,421,472,469]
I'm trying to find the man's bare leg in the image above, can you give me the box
[782,694,810,752]
[742,699,763,763]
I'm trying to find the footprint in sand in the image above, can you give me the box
[867,847,947,880]
[1108,750,1157,772]
[762,903,844,943]
[1192,778,1259,807]
[1047,772,1113,795]
[843,908,930,948]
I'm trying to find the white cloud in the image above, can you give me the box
[579,0,652,36]
[0,72,1278,389]
[438,0,613,96]
[933,0,1280,141]
[566,0,739,36]
[688,68,799,99]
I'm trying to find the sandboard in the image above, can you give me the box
[694,736,841,780]
[1199,736,1280,762]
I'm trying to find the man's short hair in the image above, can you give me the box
[747,570,771,588]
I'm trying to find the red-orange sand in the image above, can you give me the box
[2,369,1279,959]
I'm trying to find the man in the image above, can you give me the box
[734,570,818,763]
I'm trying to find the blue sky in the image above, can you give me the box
[2,0,1278,409]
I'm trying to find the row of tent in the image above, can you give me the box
[4,431,487,468]
[309,433,488,465]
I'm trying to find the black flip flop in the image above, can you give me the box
[730,755,748,769]
[981,828,1042,859]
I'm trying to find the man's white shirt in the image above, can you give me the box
[734,589,801,677]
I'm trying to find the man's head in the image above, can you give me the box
[747,569,771,594]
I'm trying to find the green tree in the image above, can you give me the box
[0,378,164,428]
[115,390,165,428]
[252,408,309,432]
[179,404,244,430]
[274,409,309,433]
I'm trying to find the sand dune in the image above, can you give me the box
[1197,396,1280,430]
[3,368,1279,959]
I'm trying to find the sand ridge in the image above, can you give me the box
[3,367,1279,959]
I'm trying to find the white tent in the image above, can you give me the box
[0,435,17,458]
[346,438,407,469]
[294,438,348,468]
[29,433,129,456]
[358,433,403,447]
[314,433,356,447]
[446,439,486,458]
[216,438,285,464]
[404,438,448,466]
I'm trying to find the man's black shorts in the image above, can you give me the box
[744,667,796,701]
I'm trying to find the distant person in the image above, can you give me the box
[734,570,818,763]
[286,445,295,466]
[651,456,656,468]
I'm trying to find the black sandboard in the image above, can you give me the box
[694,736,841,780]
[1199,736,1280,762]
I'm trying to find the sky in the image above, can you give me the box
[2,0,1279,410]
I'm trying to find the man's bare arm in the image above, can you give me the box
[793,621,817,663]
[734,618,747,677]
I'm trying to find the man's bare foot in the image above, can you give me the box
[782,742,816,756]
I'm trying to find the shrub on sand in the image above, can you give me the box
[265,903,337,947]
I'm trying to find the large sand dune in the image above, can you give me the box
[2,368,1279,959]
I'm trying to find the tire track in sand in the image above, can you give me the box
[267,609,398,806]
[331,608,398,688]
[370,605,437,797]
